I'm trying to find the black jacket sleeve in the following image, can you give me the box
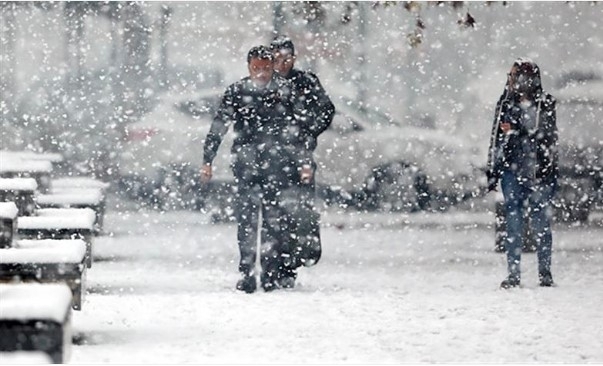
[486,94,507,186]
[203,85,236,165]
[535,94,558,182]
[305,72,335,139]
[286,80,314,166]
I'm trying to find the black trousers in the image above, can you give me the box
[275,177,321,271]
[232,148,291,281]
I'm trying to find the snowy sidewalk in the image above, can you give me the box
[71,206,603,363]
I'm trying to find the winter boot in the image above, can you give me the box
[500,276,521,289]
[539,271,554,287]
[236,274,257,294]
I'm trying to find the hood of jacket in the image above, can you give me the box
[502,58,544,101]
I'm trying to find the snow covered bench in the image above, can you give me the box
[0,150,63,165]
[0,351,52,364]
[0,283,72,364]
[0,178,38,216]
[0,158,53,194]
[36,189,106,234]
[0,239,88,310]
[17,215,96,268]
[51,176,110,193]
[0,203,18,249]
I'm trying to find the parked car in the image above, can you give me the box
[314,98,486,212]
[117,89,232,212]
[118,92,486,214]
[552,74,603,221]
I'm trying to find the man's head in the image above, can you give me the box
[508,58,542,97]
[247,45,274,87]
[270,35,296,77]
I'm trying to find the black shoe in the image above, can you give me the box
[260,272,278,292]
[236,274,257,294]
[539,272,554,287]
[500,276,520,289]
[278,267,296,289]
[278,275,296,289]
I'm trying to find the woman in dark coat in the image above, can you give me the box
[486,58,559,288]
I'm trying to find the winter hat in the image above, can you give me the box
[270,35,295,56]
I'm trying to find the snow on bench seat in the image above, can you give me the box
[0,283,72,363]
[0,178,37,216]
[1,239,87,263]
[1,150,63,164]
[17,216,95,268]
[0,351,52,364]
[0,159,53,174]
[0,240,87,310]
[0,178,38,192]
[0,159,52,194]
[36,190,106,233]
[0,203,19,249]
[51,177,109,191]
[36,207,96,222]
[17,215,95,231]
[0,202,18,219]
[36,190,103,206]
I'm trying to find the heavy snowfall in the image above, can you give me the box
[1,1,602,364]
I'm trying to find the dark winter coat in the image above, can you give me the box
[486,62,558,189]
[203,74,311,179]
[283,68,335,152]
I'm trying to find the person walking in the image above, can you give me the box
[268,35,335,285]
[486,58,559,289]
[201,45,312,293]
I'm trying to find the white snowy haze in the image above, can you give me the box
[1,2,603,364]
[2,2,602,151]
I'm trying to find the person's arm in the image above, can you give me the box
[284,79,315,182]
[536,95,558,179]
[486,96,507,191]
[201,85,236,182]
[306,72,335,138]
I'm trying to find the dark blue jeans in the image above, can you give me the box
[500,170,555,280]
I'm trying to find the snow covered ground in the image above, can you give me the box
[71,197,603,363]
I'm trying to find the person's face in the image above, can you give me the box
[508,64,537,96]
[508,65,520,92]
[273,49,295,76]
[248,58,274,87]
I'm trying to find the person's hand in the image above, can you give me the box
[500,122,512,134]
[300,164,313,184]
[487,180,498,192]
[486,171,498,192]
[201,163,212,183]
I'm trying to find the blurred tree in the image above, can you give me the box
[0,2,17,121]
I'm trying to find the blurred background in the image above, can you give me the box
[1,1,601,219]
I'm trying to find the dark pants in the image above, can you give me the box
[275,177,321,271]
[232,146,291,281]
[501,170,555,281]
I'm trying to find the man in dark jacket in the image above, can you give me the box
[201,45,312,293]
[486,58,558,289]
[269,36,336,285]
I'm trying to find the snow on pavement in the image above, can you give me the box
[71,204,603,363]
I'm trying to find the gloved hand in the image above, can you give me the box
[486,171,498,192]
